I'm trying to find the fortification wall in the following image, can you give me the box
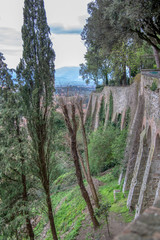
[114,200,160,240]
[85,79,139,130]
[85,71,160,218]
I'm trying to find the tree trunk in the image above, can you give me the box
[61,103,100,230]
[106,74,108,86]
[26,217,35,240]
[71,135,100,229]
[38,135,58,240]
[78,149,99,208]
[42,169,58,240]
[45,187,58,240]
[16,121,34,240]
[22,173,35,240]
[16,229,19,240]
[152,46,160,69]
[77,148,88,180]
[129,66,131,80]
[77,101,100,208]
[122,63,127,86]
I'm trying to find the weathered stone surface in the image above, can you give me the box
[114,203,160,240]
[85,71,160,218]
[85,81,139,131]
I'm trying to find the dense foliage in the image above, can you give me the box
[80,0,159,86]
[17,0,58,239]
[0,53,36,239]
[88,125,127,175]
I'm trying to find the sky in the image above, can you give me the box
[0,0,91,70]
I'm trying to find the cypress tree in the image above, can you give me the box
[0,53,34,239]
[17,1,57,239]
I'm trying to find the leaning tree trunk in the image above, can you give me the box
[71,134,100,229]
[122,63,127,85]
[41,159,58,240]
[77,148,88,180]
[77,100,100,208]
[22,173,35,240]
[38,130,58,240]
[61,103,100,230]
[152,46,160,69]
[45,184,58,240]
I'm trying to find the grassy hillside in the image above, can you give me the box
[33,169,134,239]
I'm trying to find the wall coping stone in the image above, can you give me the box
[141,69,160,78]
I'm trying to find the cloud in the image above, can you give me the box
[50,24,82,35]
[78,15,88,25]
[0,49,22,56]
[0,27,22,47]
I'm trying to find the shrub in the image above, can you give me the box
[88,125,127,175]
[99,97,105,125]
[150,80,158,91]
[108,91,113,122]
[95,85,104,92]
[88,125,116,175]
[111,128,127,165]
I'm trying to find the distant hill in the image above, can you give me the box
[55,66,95,87]
[10,66,95,89]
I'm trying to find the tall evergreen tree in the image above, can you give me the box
[17,0,57,239]
[0,53,34,239]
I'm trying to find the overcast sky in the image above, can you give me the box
[0,0,90,69]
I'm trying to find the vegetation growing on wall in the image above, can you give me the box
[85,116,92,134]
[99,97,105,125]
[125,108,131,129]
[88,125,128,175]
[95,85,104,92]
[109,91,113,122]
[150,80,158,91]
[116,113,122,129]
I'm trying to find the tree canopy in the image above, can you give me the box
[80,0,159,86]
[0,53,35,239]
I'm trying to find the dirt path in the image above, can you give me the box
[76,178,127,240]
[39,177,127,240]
[76,211,127,240]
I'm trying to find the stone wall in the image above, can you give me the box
[85,78,140,130]
[114,200,160,240]
[85,70,160,218]
[125,72,160,218]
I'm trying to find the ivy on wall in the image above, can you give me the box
[109,91,113,122]
[117,113,122,129]
[99,97,105,125]
[85,116,92,134]
[125,108,130,129]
